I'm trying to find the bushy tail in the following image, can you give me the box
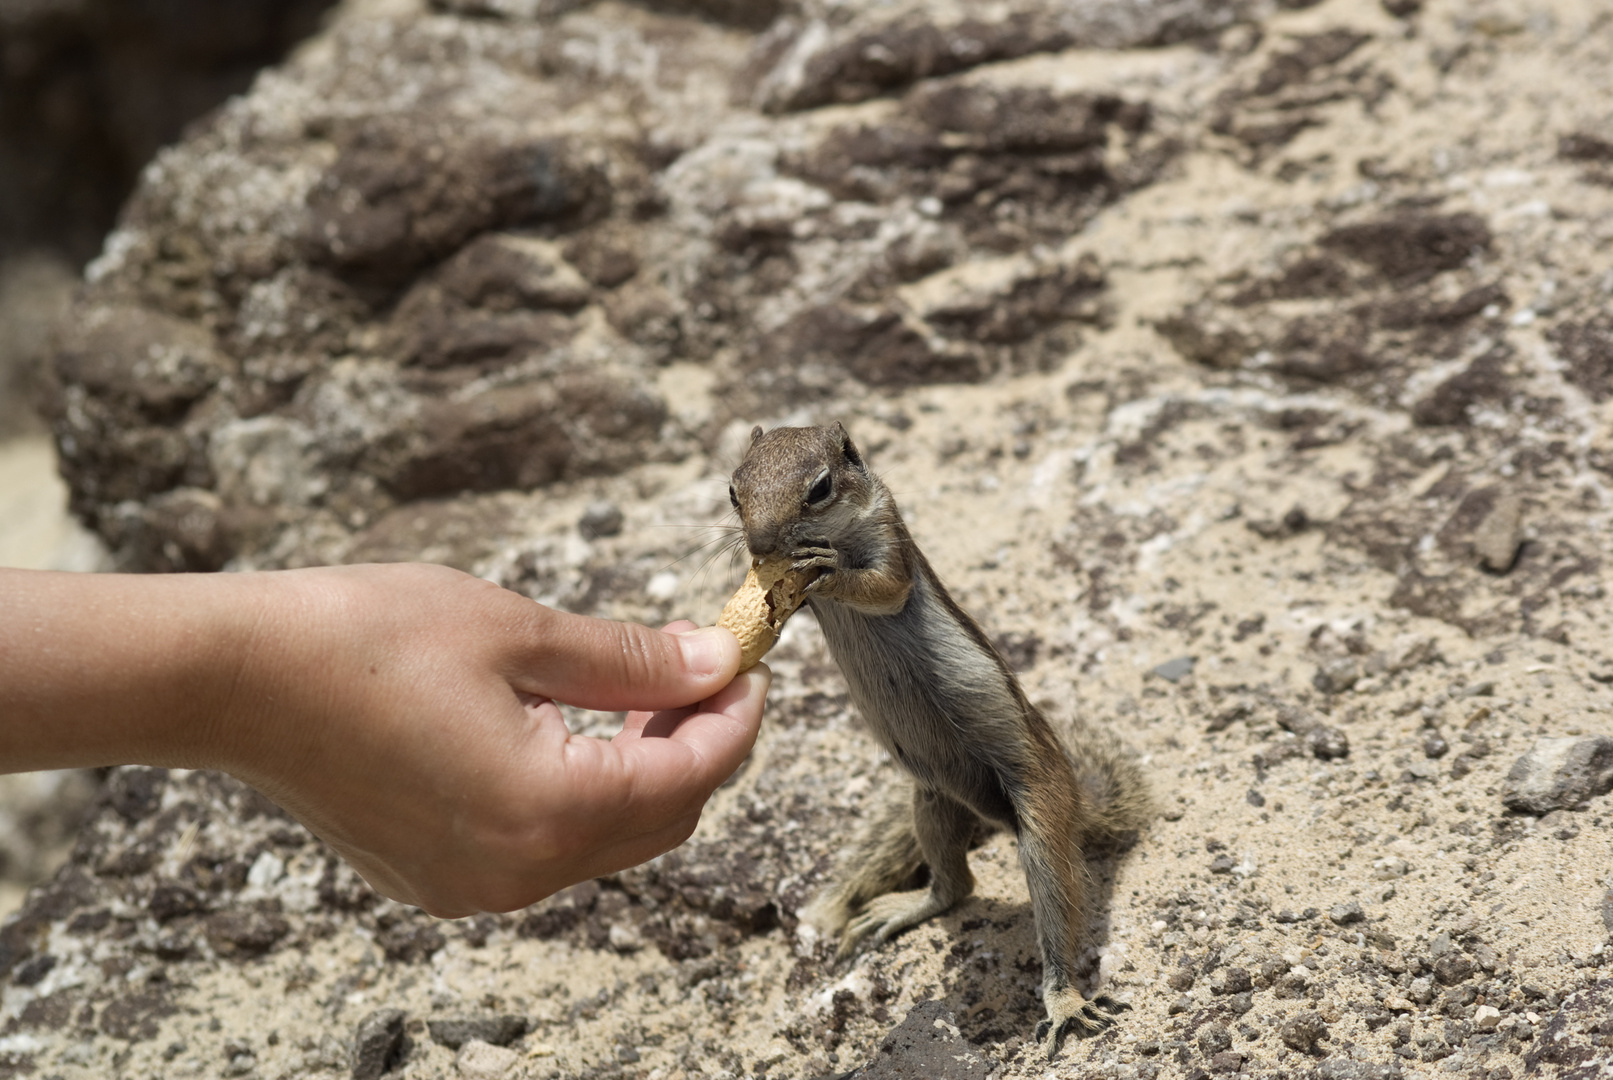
[1063,715,1155,852]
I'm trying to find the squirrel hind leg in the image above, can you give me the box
[803,780,923,939]
[834,786,977,958]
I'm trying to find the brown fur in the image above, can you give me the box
[729,423,1154,1058]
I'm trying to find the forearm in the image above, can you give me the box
[0,568,258,772]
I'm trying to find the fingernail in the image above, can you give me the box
[678,627,730,678]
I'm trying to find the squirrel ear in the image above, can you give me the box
[831,421,864,469]
[750,425,764,444]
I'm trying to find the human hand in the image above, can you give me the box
[212,563,767,917]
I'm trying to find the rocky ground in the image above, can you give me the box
[4,0,1613,1077]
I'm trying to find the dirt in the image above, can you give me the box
[3,0,1613,1078]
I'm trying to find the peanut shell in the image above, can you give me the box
[716,557,818,669]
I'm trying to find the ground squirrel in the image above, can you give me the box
[728,423,1153,1058]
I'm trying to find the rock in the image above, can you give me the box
[1601,889,1613,933]
[1432,954,1473,986]
[1308,726,1350,761]
[1473,1004,1502,1031]
[1524,979,1613,1073]
[579,500,624,539]
[1408,977,1435,1004]
[1372,857,1410,880]
[1280,1010,1328,1052]
[1315,1063,1399,1080]
[852,1000,995,1079]
[1313,656,1363,694]
[1381,633,1438,673]
[351,1009,407,1080]
[0,0,336,262]
[1329,902,1365,926]
[455,1040,520,1080]
[1198,1023,1232,1056]
[1501,736,1613,813]
[427,1016,529,1050]
[1472,489,1523,572]
[1167,968,1194,992]
[1423,731,1449,759]
[1151,656,1196,682]
[1210,967,1252,995]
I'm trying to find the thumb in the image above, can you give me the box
[509,604,741,711]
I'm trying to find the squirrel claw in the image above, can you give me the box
[790,545,840,588]
[1038,989,1126,1059]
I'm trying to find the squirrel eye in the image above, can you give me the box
[806,472,832,505]
[729,485,740,510]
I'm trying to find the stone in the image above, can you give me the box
[1197,1023,1232,1056]
[579,500,625,539]
[1501,736,1613,813]
[455,1040,520,1080]
[1152,656,1196,682]
[1432,954,1474,986]
[1408,977,1435,1004]
[1309,725,1350,761]
[852,1000,995,1079]
[1280,1010,1328,1052]
[1471,489,1523,572]
[1314,656,1363,694]
[1523,979,1613,1073]
[1372,857,1410,880]
[1329,902,1365,926]
[1473,1005,1502,1031]
[427,1016,529,1050]
[0,0,336,262]
[1209,967,1252,995]
[351,1009,407,1080]
[1316,1063,1399,1080]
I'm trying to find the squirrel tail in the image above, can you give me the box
[1064,715,1155,851]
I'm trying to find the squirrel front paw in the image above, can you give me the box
[790,545,840,586]
[1036,989,1129,1059]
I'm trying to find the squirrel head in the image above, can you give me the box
[729,422,875,559]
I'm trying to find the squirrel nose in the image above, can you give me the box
[744,523,782,559]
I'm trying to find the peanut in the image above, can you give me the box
[716,557,819,669]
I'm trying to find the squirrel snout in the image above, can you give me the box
[743,525,783,560]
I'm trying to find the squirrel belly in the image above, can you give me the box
[807,561,1026,830]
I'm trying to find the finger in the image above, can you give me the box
[510,605,740,712]
[616,705,695,742]
[560,811,704,887]
[610,665,770,816]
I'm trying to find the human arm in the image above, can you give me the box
[0,562,766,917]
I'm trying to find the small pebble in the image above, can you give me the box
[1152,656,1196,682]
[1329,901,1364,926]
[578,500,624,539]
[1280,1011,1328,1052]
